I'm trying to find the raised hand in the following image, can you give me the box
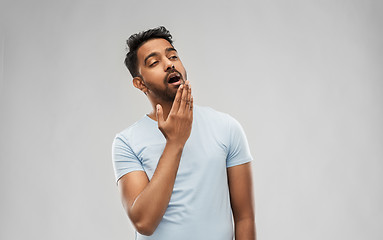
[156,80,193,146]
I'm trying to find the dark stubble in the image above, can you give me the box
[143,69,187,103]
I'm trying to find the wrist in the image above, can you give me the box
[165,140,185,150]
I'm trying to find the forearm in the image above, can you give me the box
[234,217,256,240]
[128,141,184,234]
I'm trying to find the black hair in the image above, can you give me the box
[124,26,173,77]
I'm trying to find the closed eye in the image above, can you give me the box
[149,61,158,67]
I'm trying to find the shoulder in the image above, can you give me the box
[114,115,154,144]
[195,105,238,126]
[195,105,231,120]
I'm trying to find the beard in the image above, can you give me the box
[146,83,177,102]
[143,70,187,103]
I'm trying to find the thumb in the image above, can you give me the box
[156,104,164,127]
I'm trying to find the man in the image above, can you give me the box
[112,26,256,240]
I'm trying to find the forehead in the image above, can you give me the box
[137,38,174,62]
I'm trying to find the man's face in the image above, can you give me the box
[136,38,187,102]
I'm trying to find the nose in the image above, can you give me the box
[164,58,174,71]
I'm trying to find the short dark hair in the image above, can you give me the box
[124,26,173,77]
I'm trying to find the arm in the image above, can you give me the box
[227,162,256,240]
[118,83,193,236]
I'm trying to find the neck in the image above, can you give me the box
[147,99,173,122]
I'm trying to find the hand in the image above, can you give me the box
[156,81,193,146]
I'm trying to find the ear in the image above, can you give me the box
[132,76,148,95]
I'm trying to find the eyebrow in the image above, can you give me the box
[144,47,178,65]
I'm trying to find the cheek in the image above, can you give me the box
[178,64,187,79]
[141,70,159,80]
[174,62,185,71]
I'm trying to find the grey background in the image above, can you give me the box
[1,0,382,239]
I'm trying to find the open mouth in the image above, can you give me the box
[167,72,182,85]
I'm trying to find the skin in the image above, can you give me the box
[228,162,257,239]
[118,38,256,239]
[133,38,188,120]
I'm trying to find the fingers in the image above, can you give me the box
[184,81,192,112]
[178,81,189,113]
[189,95,193,116]
[185,83,192,114]
[170,84,184,114]
[185,81,192,113]
[169,80,192,116]
[156,104,164,127]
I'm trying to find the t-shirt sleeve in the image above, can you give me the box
[226,115,253,168]
[112,134,145,184]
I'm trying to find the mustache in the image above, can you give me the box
[163,69,183,84]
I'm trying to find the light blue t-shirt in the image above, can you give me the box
[112,105,253,240]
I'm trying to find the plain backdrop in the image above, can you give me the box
[1,0,382,239]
